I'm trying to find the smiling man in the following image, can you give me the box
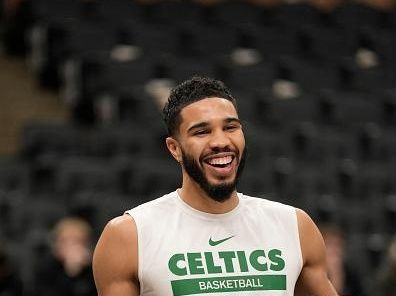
[93,77,339,296]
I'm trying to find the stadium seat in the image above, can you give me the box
[336,158,360,198]
[289,122,322,162]
[243,122,276,164]
[354,123,384,162]
[298,25,358,62]
[56,157,117,197]
[85,124,159,159]
[330,2,383,30]
[249,26,300,59]
[270,156,296,199]
[122,21,179,56]
[130,157,181,200]
[97,0,143,24]
[164,56,217,83]
[338,52,396,92]
[238,164,272,198]
[270,3,322,28]
[255,92,317,127]
[0,158,30,193]
[381,90,396,125]
[145,1,204,26]
[315,89,382,126]
[19,122,81,161]
[224,60,275,91]
[29,17,120,89]
[209,1,263,27]
[177,24,238,58]
[275,56,341,91]
[29,0,81,21]
[368,29,396,66]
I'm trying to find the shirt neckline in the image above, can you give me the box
[174,189,243,221]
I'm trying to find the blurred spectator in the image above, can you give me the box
[0,242,23,296]
[33,217,96,296]
[372,237,396,296]
[320,224,366,296]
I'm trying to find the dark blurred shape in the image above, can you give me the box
[208,1,263,27]
[178,24,238,58]
[0,242,23,295]
[356,122,383,161]
[382,91,396,125]
[248,26,300,59]
[145,0,204,26]
[224,60,275,91]
[316,89,381,126]
[270,2,322,28]
[372,237,396,296]
[337,158,358,198]
[320,224,366,296]
[271,156,294,199]
[298,26,358,62]
[2,0,34,55]
[32,216,96,296]
[56,156,117,198]
[330,2,383,29]
[291,121,319,161]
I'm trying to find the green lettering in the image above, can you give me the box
[169,253,187,276]
[250,250,268,271]
[236,251,249,272]
[187,253,205,275]
[204,252,222,274]
[218,251,236,273]
[269,249,285,271]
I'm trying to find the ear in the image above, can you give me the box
[166,137,182,163]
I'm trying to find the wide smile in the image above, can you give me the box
[202,153,237,177]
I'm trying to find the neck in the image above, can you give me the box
[178,175,239,214]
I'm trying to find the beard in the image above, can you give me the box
[181,147,247,203]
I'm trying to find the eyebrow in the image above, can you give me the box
[187,122,209,133]
[187,117,241,133]
[224,117,241,125]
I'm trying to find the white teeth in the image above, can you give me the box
[208,156,233,165]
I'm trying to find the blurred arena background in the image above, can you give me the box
[1,0,396,295]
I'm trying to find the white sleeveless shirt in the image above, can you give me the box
[125,191,303,296]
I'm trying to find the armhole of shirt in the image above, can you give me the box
[125,210,145,294]
[293,207,304,273]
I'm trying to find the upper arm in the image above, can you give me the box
[93,214,140,296]
[294,209,339,296]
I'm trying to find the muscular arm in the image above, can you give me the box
[93,215,140,296]
[295,209,339,296]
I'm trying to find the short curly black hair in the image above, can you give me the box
[163,76,237,136]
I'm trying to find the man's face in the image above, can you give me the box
[176,97,246,202]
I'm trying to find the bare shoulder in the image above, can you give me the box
[96,214,138,255]
[105,214,137,239]
[295,208,317,229]
[93,214,139,295]
[294,208,339,296]
[295,208,324,264]
[295,208,316,229]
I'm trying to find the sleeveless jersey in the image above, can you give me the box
[125,191,303,296]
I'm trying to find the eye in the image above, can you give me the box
[225,125,238,131]
[193,129,209,136]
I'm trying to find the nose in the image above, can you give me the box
[208,129,231,150]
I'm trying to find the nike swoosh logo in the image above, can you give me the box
[209,235,235,246]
